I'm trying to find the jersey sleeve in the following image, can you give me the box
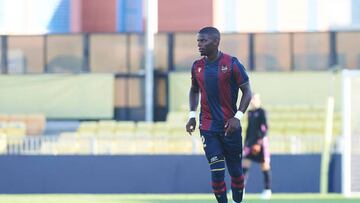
[232,57,249,87]
[260,109,268,136]
[191,61,199,92]
[256,109,268,143]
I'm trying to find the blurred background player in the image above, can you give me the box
[242,93,272,199]
[186,26,252,203]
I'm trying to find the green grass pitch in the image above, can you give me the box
[0,194,359,203]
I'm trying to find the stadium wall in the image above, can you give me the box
[0,74,114,119]
[0,154,341,193]
[170,72,342,111]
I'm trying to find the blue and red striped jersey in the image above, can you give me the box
[191,52,249,132]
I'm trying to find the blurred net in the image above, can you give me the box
[342,70,360,196]
[350,73,360,194]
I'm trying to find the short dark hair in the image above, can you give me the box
[198,27,220,40]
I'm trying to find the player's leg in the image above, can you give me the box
[200,130,228,203]
[242,146,252,175]
[260,136,272,199]
[222,129,244,203]
[261,161,271,190]
[242,158,251,184]
[242,145,254,188]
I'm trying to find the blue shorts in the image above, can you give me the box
[200,129,243,163]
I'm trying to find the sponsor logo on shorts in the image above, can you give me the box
[210,156,219,162]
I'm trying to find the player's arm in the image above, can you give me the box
[225,58,252,135]
[252,110,268,154]
[256,109,268,144]
[225,83,252,135]
[186,62,200,135]
[238,83,252,114]
[189,86,199,112]
[186,86,199,135]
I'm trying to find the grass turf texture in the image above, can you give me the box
[0,194,359,203]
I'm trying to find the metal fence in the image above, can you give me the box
[1,31,360,74]
[1,31,359,121]
[0,134,341,155]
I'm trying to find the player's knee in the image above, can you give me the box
[209,156,226,196]
[226,150,242,163]
[208,155,225,180]
[261,162,271,171]
[209,155,225,171]
[227,163,242,177]
[208,155,225,169]
[226,155,242,177]
[242,159,251,168]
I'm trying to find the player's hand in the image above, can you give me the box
[186,118,196,135]
[251,144,261,155]
[224,117,240,136]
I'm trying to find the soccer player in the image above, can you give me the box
[185,27,252,203]
[242,93,272,199]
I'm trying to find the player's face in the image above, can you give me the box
[250,94,261,109]
[197,33,218,56]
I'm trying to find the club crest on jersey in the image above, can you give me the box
[221,65,228,73]
[198,67,202,72]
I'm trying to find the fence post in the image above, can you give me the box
[329,31,338,67]
[248,33,255,71]
[83,33,90,72]
[168,33,174,71]
[289,32,295,70]
[1,36,8,74]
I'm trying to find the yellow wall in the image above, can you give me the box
[0,74,114,119]
[169,71,342,111]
